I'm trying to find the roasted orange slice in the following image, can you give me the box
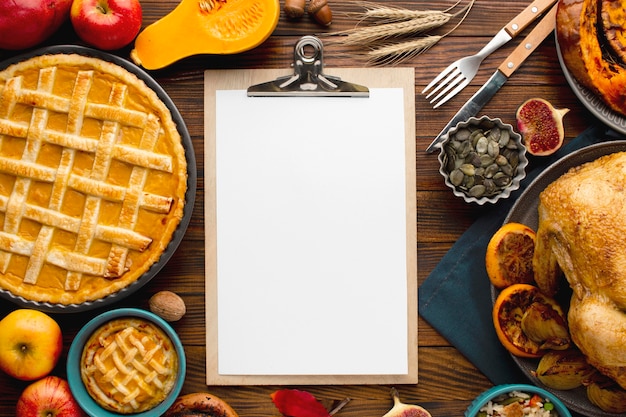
[486,222,536,289]
[492,283,565,358]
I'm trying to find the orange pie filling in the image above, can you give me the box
[0,54,187,305]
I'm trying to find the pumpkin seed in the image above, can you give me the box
[450,169,464,186]
[484,178,496,194]
[466,152,482,167]
[506,138,518,149]
[487,140,500,158]
[455,128,471,141]
[498,129,510,147]
[501,163,514,176]
[470,129,484,146]
[468,184,486,197]
[493,172,512,187]
[450,140,463,152]
[480,154,494,167]
[475,136,488,153]
[484,163,499,178]
[459,163,475,176]
[495,154,508,166]
[487,128,501,142]
[458,140,472,158]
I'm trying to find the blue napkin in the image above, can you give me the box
[418,123,621,385]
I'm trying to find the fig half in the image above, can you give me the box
[516,98,569,156]
[382,388,431,417]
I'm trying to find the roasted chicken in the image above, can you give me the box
[534,151,626,388]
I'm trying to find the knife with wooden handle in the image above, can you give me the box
[425,4,558,153]
[502,0,557,38]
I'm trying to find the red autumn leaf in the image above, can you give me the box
[271,389,331,417]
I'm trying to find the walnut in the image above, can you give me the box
[149,290,186,322]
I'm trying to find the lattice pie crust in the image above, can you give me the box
[0,54,187,305]
[81,317,179,413]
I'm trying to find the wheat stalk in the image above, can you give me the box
[351,1,464,23]
[336,13,452,45]
[364,9,447,22]
[327,0,474,45]
[366,36,443,65]
[329,0,476,65]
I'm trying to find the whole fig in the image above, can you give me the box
[0,0,73,50]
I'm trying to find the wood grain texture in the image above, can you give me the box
[0,1,590,416]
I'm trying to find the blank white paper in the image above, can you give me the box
[215,88,408,375]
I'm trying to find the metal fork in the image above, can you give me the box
[422,0,557,108]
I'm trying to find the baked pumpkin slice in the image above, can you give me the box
[557,0,626,116]
[0,53,187,305]
[601,0,626,64]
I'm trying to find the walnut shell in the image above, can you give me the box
[149,291,186,322]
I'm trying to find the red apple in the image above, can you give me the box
[70,0,142,50]
[16,376,87,417]
[0,0,73,50]
[0,309,63,381]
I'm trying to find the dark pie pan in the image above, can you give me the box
[0,45,196,313]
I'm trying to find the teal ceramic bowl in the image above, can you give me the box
[465,384,572,417]
[67,308,186,417]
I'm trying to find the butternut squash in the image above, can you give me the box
[130,0,280,70]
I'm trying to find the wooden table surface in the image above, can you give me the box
[0,0,595,416]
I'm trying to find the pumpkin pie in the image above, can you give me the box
[0,53,187,305]
[81,317,179,413]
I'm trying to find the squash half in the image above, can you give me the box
[131,0,280,70]
[557,0,626,115]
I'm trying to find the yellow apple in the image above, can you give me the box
[0,309,63,381]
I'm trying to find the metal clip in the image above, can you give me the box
[247,35,369,97]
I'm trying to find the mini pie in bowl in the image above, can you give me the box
[80,316,179,414]
[0,52,187,305]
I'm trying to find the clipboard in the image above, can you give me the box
[204,36,417,386]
